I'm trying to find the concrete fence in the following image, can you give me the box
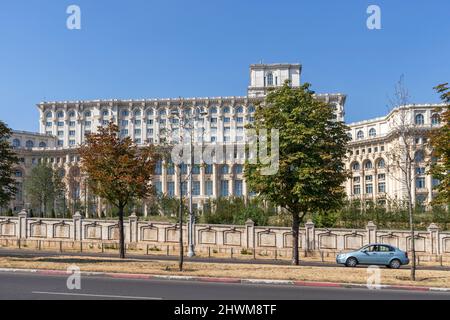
[1,210,450,256]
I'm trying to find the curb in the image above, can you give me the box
[0,267,449,293]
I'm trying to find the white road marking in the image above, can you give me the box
[32,291,162,300]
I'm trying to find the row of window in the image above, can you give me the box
[153,180,243,197]
[154,163,244,175]
[353,182,386,195]
[45,106,256,120]
[11,139,47,149]
[353,114,441,140]
[351,159,386,171]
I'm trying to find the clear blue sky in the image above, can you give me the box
[0,0,449,132]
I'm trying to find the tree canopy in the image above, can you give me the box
[0,121,19,208]
[244,82,350,264]
[429,83,450,206]
[79,122,159,258]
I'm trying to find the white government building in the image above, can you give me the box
[5,63,443,216]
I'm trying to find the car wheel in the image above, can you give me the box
[345,257,358,267]
[389,259,401,269]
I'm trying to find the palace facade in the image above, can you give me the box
[4,63,443,216]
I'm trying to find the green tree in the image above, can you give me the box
[24,163,64,217]
[429,83,450,206]
[79,122,159,259]
[0,121,19,208]
[245,83,350,265]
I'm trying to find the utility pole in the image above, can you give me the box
[178,162,184,271]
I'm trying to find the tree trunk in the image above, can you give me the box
[408,201,416,281]
[118,205,126,259]
[292,212,300,265]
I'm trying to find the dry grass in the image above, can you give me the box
[0,255,449,288]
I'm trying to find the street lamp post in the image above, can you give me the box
[187,109,207,257]
[170,107,207,259]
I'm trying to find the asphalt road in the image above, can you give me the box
[0,272,449,300]
[1,248,448,271]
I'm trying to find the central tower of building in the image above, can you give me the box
[247,63,302,97]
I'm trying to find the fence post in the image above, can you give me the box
[73,211,84,242]
[366,221,377,245]
[245,219,255,250]
[129,213,138,243]
[18,209,28,240]
[305,219,315,253]
[428,223,440,255]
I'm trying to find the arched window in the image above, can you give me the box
[134,109,141,117]
[364,161,373,170]
[377,159,385,168]
[68,111,76,118]
[236,106,243,114]
[58,168,65,177]
[415,150,425,163]
[158,109,166,116]
[102,109,109,116]
[248,106,255,113]
[84,111,92,118]
[223,107,230,114]
[221,165,229,174]
[39,142,47,148]
[210,107,217,114]
[369,128,377,137]
[415,114,424,125]
[267,73,273,86]
[352,162,360,171]
[234,164,243,174]
[25,140,34,149]
[12,139,21,148]
[431,114,441,125]
[46,112,53,118]
[146,109,154,117]
[14,169,23,177]
[57,111,64,118]
[357,130,364,140]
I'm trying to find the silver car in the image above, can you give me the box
[336,244,410,269]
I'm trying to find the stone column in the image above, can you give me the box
[73,211,84,241]
[129,213,138,243]
[18,209,28,239]
[305,219,315,251]
[428,223,440,255]
[245,219,255,249]
[366,221,377,244]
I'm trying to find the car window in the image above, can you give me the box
[367,245,377,252]
[378,245,390,252]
